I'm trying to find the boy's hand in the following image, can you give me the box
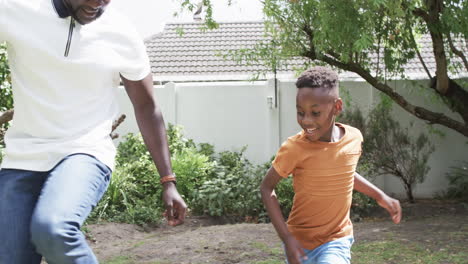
[162,182,187,226]
[284,236,307,264]
[377,195,402,224]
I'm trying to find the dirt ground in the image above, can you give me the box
[85,200,468,264]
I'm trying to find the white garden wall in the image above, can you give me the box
[114,78,467,199]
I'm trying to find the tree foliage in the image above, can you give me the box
[181,0,468,137]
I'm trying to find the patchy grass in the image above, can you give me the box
[103,256,134,264]
[87,201,467,264]
[353,240,468,264]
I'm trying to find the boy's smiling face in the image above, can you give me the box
[296,87,343,142]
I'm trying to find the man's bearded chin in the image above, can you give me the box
[72,8,105,25]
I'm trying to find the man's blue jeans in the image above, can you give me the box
[0,154,111,264]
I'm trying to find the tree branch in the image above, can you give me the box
[409,29,432,79]
[447,34,468,71]
[412,8,431,22]
[302,51,468,137]
[0,109,13,125]
[414,2,451,94]
[426,0,450,95]
[110,114,126,140]
[430,77,468,124]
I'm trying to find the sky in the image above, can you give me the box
[112,0,264,38]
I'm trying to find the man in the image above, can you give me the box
[0,0,187,263]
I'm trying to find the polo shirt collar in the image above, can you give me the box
[52,0,71,18]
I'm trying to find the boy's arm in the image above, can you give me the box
[354,172,402,224]
[260,167,306,264]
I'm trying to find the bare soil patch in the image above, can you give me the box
[83,200,468,264]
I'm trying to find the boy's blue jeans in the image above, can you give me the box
[286,235,354,264]
[0,154,111,264]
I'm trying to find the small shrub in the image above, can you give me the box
[89,153,162,225]
[166,123,195,155]
[114,132,151,165]
[198,143,216,161]
[339,96,435,203]
[445,161,468,202]
[90,125,216,225]
[191,147,268,222]
[171,147,216,200]
[351,191,378,221]
[366,97,434,202]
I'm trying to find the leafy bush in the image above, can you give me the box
[190,148,296,222]
[198,142,216,161]
[90,149,162,225]
[171,147,216,200]
[90,126,216,225]
[166,123,195,155]
[191,147,268,222]
[444,161,468,202]
[351,191,377,221]
[95,113,430,225]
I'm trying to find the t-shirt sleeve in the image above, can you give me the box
[118,17,151,81]
[272,140,299,178]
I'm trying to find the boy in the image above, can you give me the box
[260,66,402,264]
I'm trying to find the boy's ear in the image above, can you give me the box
[334,98,343,115]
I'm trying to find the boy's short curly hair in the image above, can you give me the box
[296,66,338,91]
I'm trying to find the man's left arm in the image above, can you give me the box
[354,172,402,224]
[122,73,187,226]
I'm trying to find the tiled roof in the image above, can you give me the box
[145,21,467,82]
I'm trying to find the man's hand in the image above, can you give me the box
[284,235,307,264]
[162,182,187,226]
[377,195,402,224]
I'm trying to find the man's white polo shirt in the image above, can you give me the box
[0,0,150,171]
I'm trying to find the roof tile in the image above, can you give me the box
[146,21,466,81]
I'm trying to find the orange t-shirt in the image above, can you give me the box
[272,123,363,250]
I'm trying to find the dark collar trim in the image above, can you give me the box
[52,0,70,18]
